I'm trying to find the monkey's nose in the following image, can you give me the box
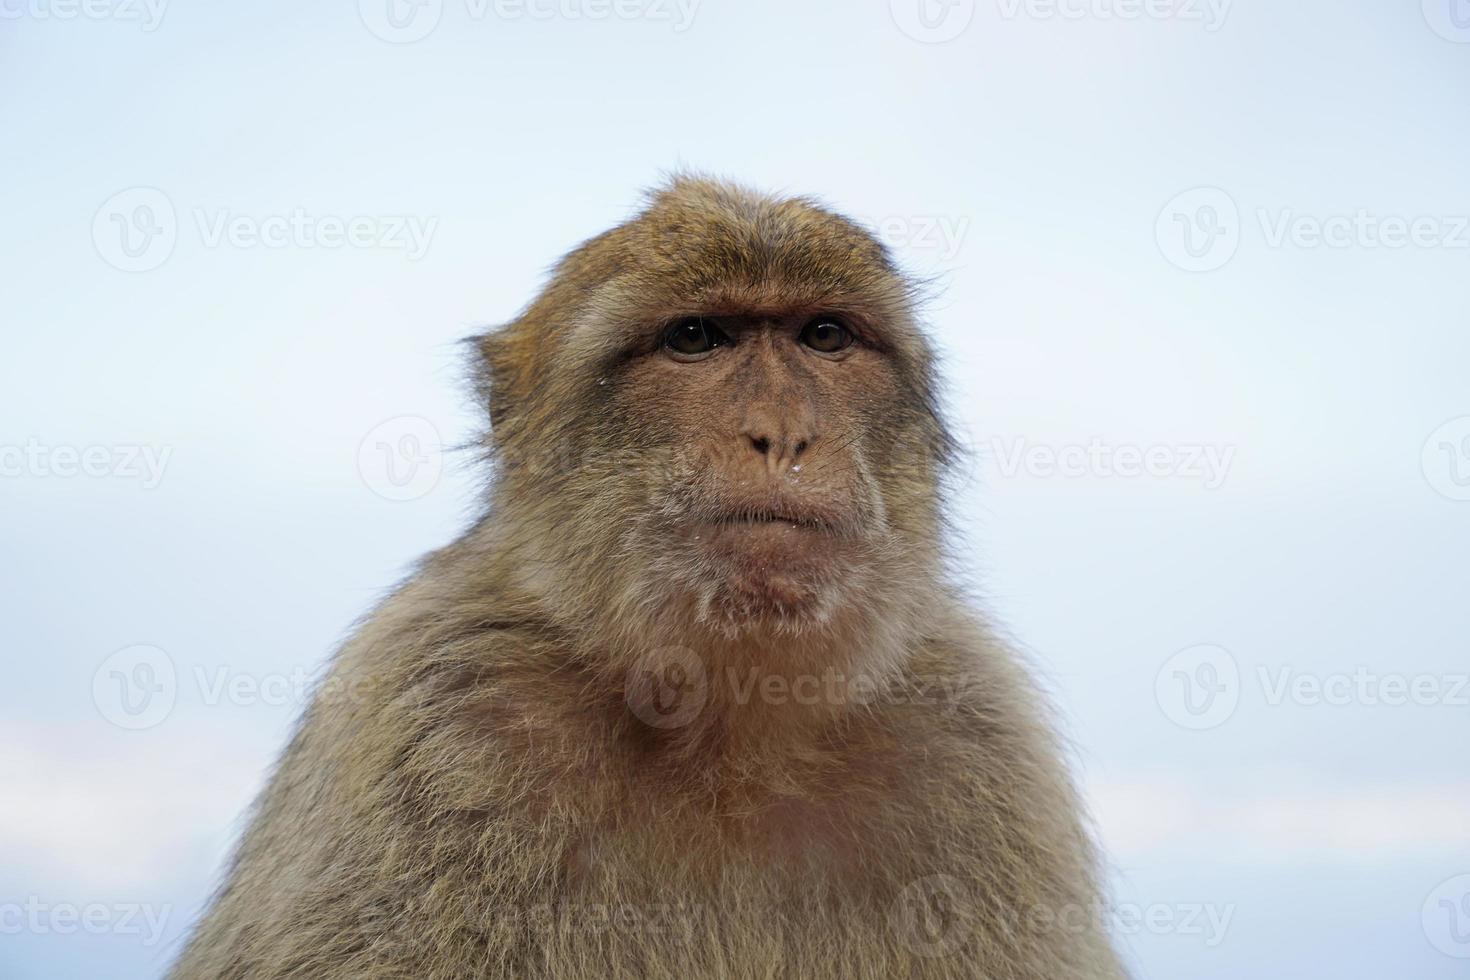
[743,430,811,473]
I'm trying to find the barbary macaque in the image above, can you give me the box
[171,177,1124,979]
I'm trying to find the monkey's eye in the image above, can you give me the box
[799,318,854,354]
[664,317,728,358]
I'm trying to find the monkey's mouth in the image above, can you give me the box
[716,509,829,531]
[667,502,859,611]
[690,507,853,564]
[667,495,861,576]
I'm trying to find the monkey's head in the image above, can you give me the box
[476,177,954,668]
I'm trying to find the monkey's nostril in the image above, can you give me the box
[749,436,772,457]
[794,439,809,457]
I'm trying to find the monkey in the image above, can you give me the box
[169,176,1126,980]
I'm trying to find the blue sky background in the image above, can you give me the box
[2,1,1468,977]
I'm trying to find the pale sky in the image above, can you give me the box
[3,2,1469,977]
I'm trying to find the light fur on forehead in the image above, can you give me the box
[477,173,941,448]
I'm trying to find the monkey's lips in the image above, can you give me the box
[683,509,851,596]
[716,510,831,532]
[700,505,847,543]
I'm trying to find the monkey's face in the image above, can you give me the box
[612,310,913,621]
[482,179,952,640]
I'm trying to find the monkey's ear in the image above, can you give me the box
[468,329,521,437]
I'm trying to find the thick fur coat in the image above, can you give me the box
[171,177,1124,980]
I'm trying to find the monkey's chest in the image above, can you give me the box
[559,774,906,897]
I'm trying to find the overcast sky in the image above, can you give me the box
[3,1,1468,977]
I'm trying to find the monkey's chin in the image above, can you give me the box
[685,520,850,624]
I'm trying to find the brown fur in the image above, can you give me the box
[170,176,1125,979]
